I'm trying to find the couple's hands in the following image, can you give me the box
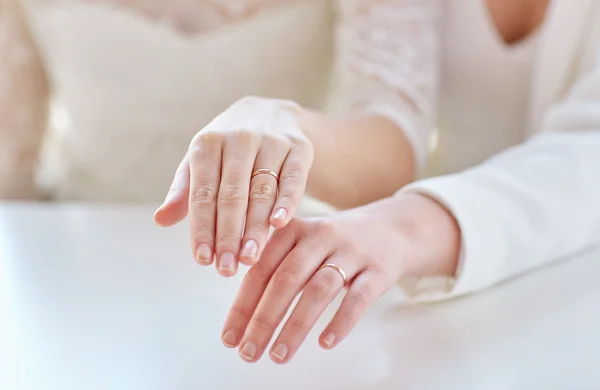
[154,97,314,276]
[154,96,461,364]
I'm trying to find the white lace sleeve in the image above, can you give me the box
[329,0,442,169]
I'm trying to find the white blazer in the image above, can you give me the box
[400,0,600,300]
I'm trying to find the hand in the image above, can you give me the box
[220,193,461,364]
[154,97,314,277]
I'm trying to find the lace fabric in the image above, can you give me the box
[330,0,441,168]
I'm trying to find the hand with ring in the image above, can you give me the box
[220,194,461,364]
[154,97,314,276]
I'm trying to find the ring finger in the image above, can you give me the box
[269,255,363,364]
[239,143,289,265]
[319,270,386,351]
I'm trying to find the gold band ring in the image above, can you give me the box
[319,263,348,285]
[251,169,279,181]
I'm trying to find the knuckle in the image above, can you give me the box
[190,132,220,152]
[272,268,298,289]
[190,185,217,206]
[230,128,259,144]
[286,218,304,230]
[249,182,276,201]
[218,184,246,204]
[229,305,252,321]
[307,275,336,301]
[251,312,276,331]
[245,263,270,285]
[289,318,310,333]
[266,134,292,149]
[348,286,373,308]
[269,223,294,242]
[315,220,341,237]
[281,165,304,184]
[187,143,205,160]
[286,218,308,236]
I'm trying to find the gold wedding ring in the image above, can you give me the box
[319,263,348,285]
[251,169,279,181]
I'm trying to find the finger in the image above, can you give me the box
[270,145,313,228]
[188,133,222,266]
[215,131,260,277]
[236,233,334,363]
[270,255,363,364]
[319,270,385,350]
[154,155,190,227]
[221,225,298,349]
[240,142,289,266]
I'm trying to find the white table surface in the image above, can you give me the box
[0,203,599,390]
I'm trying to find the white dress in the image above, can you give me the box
[25,0,333,201]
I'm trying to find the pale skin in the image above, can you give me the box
[153,0,552,364]
[2,0,550,364]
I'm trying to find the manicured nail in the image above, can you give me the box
[272,208,287,221]
[195,244,212,265]
[240,240,258,259]
[219,252,236,273]
[240,342,257,361]
[222,329,239,348]
[322,333,336,349]
[271,344,288,362]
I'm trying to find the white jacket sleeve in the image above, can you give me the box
[398,47,600,300]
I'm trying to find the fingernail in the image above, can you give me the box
[195,244,212,265]
[271,344,288,362]
[240,240,258,259]
[272,208,287,221]
[240,342,257,361]
[322,333,336,349]
[219,252,236,273]
[222,329,239,348]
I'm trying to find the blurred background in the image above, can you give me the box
[2,0,335,212]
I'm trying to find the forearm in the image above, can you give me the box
[0,0,50,198]
[298,109,416,209]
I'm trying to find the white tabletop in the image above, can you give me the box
[0,203,599,390]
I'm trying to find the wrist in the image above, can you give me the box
[388,193,461,279]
